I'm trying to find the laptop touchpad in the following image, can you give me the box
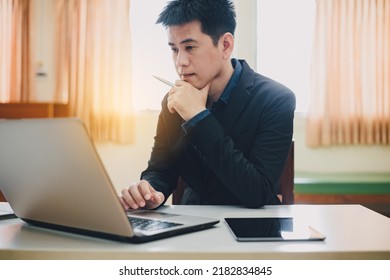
[127,210,179,219]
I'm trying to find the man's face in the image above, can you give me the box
[167,21,224,90]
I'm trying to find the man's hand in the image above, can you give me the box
[119,180,165,210]
[167,80,210,120]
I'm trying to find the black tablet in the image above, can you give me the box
[224,217,326,242]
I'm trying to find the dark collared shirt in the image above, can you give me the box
[182,59,243,133]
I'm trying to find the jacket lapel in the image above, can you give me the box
[219,60,255,133]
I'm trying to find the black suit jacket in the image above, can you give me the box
[141,60,295,208]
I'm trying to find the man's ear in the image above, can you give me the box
[221,32,234,59]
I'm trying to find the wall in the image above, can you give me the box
[294,114,390,174]
[233,0,257,68]
[95,112,156,193]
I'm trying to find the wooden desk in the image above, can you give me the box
[0,203,389,260]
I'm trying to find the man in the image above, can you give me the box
[120,0,295,210]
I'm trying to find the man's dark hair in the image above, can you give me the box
[156,0,236,46]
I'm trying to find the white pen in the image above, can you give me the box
[152,75,175,87]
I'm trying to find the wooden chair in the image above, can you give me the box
[172,141,295,205]
[277,141,295,204]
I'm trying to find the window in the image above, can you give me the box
[130,0,177,111]
[257,0,316,113]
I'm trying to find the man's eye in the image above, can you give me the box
[171,48,178,53]
[186,46,195,51]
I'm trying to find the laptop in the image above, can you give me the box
[0,202,16,220]
[0,118,219,243]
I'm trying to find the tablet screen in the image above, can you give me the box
[224,217,325,242]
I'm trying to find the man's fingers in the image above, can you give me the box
[167,99,176,113]
[120,181,165,210]
[119,196,129,210]
[168,88,177,113]
[138,180,155,200]
[130,182,154,208]
[150,190,164,205]
[121,187,139,209]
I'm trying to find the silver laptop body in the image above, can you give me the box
[0,118,218,243]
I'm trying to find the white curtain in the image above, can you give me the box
[307,0,390,146]
[55,0,134,143]
[0,0,34,102]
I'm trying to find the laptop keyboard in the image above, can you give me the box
[128,217,182,232]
